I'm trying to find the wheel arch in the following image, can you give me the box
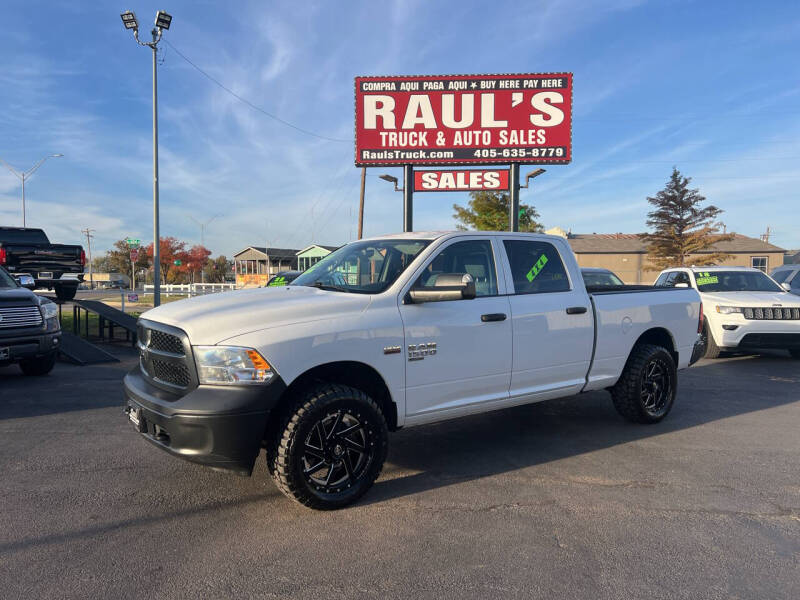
[278,361,398,431]
[633,327,678,365]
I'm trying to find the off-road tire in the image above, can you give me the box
[54,285,77,302]
[702,324,721,359]
[611,344,677,424]
[789,349,800,359]
[268,384,388,510]
[19,352,57,376]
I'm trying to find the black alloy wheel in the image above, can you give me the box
[640,357,670,414]
[269,384,388,509]
[302,409,373,494]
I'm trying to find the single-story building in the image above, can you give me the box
[544,227,786,284]
[233,247,299,288]
[296,244,339,271]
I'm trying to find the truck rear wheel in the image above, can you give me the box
[269,384,388,510]
[19,352,57,376]
[54,285,77,302]
[611,344,677,424]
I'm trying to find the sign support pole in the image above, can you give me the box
[403,164,414,232]
[509,163,520,232]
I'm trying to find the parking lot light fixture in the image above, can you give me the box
[120,9,173,306]
[155,11,172,30]
[379,174,403,192]
[120,10,138,30]
[520,168,546,189]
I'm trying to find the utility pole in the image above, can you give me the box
[188,214,220,283]
[121,9,172,306]
[0,154,63,227]
[358,166,366,239]
[81,228,95,289]
[760,226,772,244]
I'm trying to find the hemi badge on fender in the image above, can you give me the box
[383,346,402,355]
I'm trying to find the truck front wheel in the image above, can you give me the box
[269,384,388,510]
[611,344,677,424]
[19,352,57,376]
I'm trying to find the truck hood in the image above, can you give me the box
[700,291,800,307]
[140,285,373,345]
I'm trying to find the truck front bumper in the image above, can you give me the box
[123,368,286,476]
[0,331,60,365]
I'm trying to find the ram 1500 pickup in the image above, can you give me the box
[0,227,85,301]
[124,231,703,509]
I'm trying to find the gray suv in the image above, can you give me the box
[771,265,800,296]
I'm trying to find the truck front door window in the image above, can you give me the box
[415,240,497,297]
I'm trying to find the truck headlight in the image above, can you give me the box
[715,305,742,315]
[194,346,274,385]
[41,301,58,320]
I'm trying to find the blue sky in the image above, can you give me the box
[1,0,799,256]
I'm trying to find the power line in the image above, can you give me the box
[164,40,349,143]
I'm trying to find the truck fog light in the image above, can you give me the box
[722,324,739,331]
[194,346,274,385]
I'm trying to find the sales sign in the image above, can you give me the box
[414,169,509,192]
[355,73,572,166]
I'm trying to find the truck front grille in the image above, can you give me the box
[743,307,800,320]
[0,305,43,329]
[137,320,195,392]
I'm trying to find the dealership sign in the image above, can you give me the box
[355,73,572,166]
[414,169,509,192]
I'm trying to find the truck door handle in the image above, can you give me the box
[566,306,588,315]
[481,313,507,322]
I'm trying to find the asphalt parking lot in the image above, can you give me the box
[1,349,798,599]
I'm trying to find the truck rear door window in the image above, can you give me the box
[503,240,570,294]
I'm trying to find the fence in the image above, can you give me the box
[143,283,236,296]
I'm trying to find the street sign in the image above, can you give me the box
[355,73,572,166]
[173,259,182,266]
[129,248,139,262]
[127,293,139,302]
[126,238,141,248]
[414,169,509,192]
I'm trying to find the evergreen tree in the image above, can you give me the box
[453,191,543,232]
[641,168,733,270]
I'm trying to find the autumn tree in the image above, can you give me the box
[453,191,543,232]
[145,237,190,284]
[641,168,734,270]
[96,239,150,281]
[184,245,212,283]
[203,255,232,283]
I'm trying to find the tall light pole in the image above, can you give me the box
[0,154,63,227]
[188,214,220,283]
[512,168,546,231]
[120,9,172,307]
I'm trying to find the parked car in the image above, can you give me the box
[770,264,800,296]
[655,266,800,359]
[124,231,703,509]
[265,271,303,287]
[0,265,61,375]
[0,227,85,301]
[581,267,625,287]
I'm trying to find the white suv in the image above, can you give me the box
[655,266,800,359]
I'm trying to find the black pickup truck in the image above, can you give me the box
[0,266,60,375]
[0,227,84,301]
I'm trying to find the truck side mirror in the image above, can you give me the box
[15,274,36,290]
[781,282,791,291]
[408,273,476,303]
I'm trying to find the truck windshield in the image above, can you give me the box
[694,271,783,292]
[0,228,49,244]
[292,239,430,294]
[0,267,18,289]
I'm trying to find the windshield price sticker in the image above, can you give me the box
[696,272,719,286]
[355,73,572,166]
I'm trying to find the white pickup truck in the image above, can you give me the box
[655,266,800,359]
[124,231,703,509]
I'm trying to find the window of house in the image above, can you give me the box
[751,256,768,273]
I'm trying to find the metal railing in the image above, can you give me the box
[143,283,236,296]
